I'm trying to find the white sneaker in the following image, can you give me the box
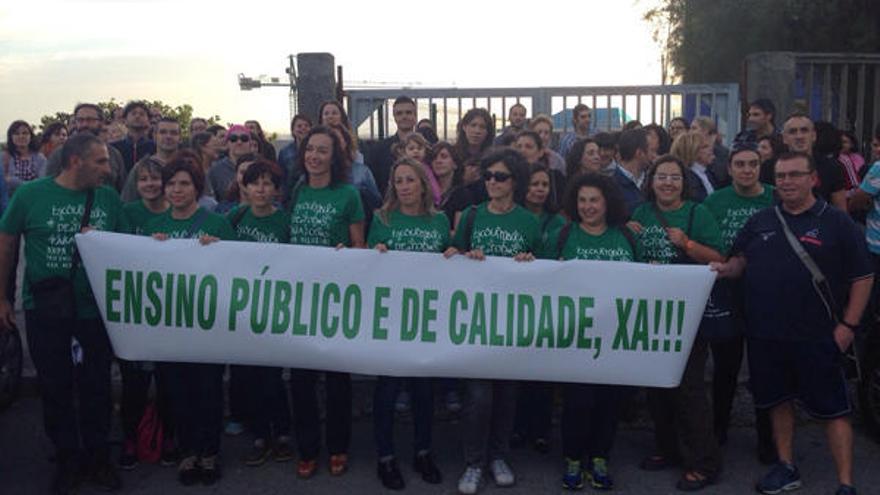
[490,459,515,487]
[458,466,483,494]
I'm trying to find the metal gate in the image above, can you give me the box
[346,83,741,145]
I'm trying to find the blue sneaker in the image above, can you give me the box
[588,457,614,490]
[835,485,857,495]
[756,462,801,494]
[562,458,584,490]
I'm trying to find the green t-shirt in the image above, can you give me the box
[227,205,290,244]
[124,200,168,236]
[289,184,365,247]
[367,210,450,253]
[143,207,235,241]
[452,203,541,257]
[545,223,640,262]
[0,178,129,317]
[703,185,775,255]
[631,201,722,264]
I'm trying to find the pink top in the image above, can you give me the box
[838,152,865,190]
[421,162,443,206]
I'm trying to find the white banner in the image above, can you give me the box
[76,231,715,387]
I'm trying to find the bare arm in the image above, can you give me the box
[349,221,366,249]
[0,233,17,330]
[830,189,848,212]
[834,276,874,351]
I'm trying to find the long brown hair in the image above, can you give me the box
[378,158,437,224]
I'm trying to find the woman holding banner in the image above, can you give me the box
[629,155,724,491]
[444,147,541,495]
[368,158,448,490]
[144,157,235,486]
[117,158,173,471]
[510,163,565,455]
[225,160,295,467]
[544,172,639,490]
[287,126,365,478]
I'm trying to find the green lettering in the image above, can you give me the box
[271,280,291,334]
[228,278,249,331]
[292,281,307,335]
[400,288,419,342]
[197,275,217,329]
[105,269,121,323]
[449,290,467,345]
[372,287,390,340]
[421,289,438,343]
[175,274,196,328]
[516,294,535,347]
[124,270,143,324]
[535,295,555,348]
[320,283,340,338]
[250,279,271,334]
[557,296,575,348]
[577,297,595,349]
[612,298,632,350]
[468,293,487,345]
[145,271,162,326]
[631,299,649,351]
[342,285,361,339]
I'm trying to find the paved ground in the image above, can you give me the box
[3,390,880,495]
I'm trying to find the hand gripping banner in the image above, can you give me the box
[76,232,715,387]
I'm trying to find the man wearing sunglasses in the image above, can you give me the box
[713,151,872,495]
[207,124,254,202]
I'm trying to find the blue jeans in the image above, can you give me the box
[373,377,434,458]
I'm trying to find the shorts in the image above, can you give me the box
[747,337,851,419]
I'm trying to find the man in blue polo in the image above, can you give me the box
[713,151,873,495]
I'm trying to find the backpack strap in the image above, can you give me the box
[618,225,637,257]
[556,222,574,260]
[462,205,479,252]
[230,205,248,230]
[184,209,209,239]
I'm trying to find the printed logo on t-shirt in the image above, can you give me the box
[291,200,338,245]
[389,227,444,252]
[799,228,822,246]
[472,226,527,257]
[237,225,281,243]
[639,224,676,263]
[46,203,110,270]
[574,246,633,262]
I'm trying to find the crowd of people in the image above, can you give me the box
[1,95,879,495]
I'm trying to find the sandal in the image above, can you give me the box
[329,454,348,476]
[675,470,716,492]
[296,459,317,479]
[639,454,679,471]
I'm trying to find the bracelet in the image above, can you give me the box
[839,320,859,330]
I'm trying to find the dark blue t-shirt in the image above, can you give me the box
[730,199,872,341]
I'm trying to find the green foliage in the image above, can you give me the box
[644,0,880,83]
[37,98,222,139]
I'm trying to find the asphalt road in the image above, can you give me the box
[3,392,880,495]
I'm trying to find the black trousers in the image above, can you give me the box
[119,360,174,443]
[561,384,621,460]
[164,362,224,457]
[647,336,721,475]
[289,370,351,460]
[235,365,291,441]
[513,381,555,442]
[25,311,112,460]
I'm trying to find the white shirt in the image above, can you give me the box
[690,163,715,196]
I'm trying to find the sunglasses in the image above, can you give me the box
[483,171,512,182]
[228,134,251,143]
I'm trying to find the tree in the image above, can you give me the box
[37,99,222,139]
[643,0,880,83]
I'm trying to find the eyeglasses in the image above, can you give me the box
[655,174,683,183]
[774,170,812,181]
[483,171,512,182]
[228,134,251,143]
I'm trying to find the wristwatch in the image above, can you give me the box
[839,320,859,330]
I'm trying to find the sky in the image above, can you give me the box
[0,0,663,137]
